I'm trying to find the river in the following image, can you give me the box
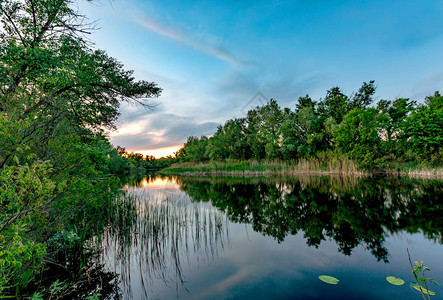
[95,174,443,299]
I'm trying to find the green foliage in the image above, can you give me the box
[408,250,440,300]
[0,227,46,297]
[246,109,266,159]
[176,136,210,162]
[335,108,384,170]
[0,0,161,297]
[295,94,316,112]
[47,280,68,299]
[206,119,251,161]
[49,230,80,249]
[172,82,441,173]
[86,293,102,300]
[206,126,231,160]
[350,80,376,109]
[28,292,44,300]
[401,92,443,164]
[257,99,285,159]
[318,86,349,124]
[0,160,56,237]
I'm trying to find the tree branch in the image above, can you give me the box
[0,6,28,46]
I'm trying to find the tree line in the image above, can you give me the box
[175,82,442,170]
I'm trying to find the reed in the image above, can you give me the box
[162,157,442,178]
[162,157,365,176]
[97,189,229,299]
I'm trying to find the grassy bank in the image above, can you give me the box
[161,158,443,177]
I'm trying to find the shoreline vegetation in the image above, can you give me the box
[161,159,443,178]
[170,82,442,178]
[0,0,166,298]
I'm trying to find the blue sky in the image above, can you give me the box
[79,0,443,156]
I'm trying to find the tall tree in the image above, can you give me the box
[176,136,209,162]
[256,99,284,159]
[246,109,266,159]
[206,119,251,160]
[335,108,384,169]
[318,86,349,124]
[295,94,316,112]
[0,0,161,296]
[350,80,376,109]
[377,98,415,156]
[400,92,442,163]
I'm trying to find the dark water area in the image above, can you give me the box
[97,174,443,299]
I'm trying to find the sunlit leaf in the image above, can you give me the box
[318,275,339,285]
[386,276,405,286]
[412,285,436,296]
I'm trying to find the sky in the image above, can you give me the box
[78,0,443,157]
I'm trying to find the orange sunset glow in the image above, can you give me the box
[133,145,181,158]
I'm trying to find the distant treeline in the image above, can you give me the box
[113,147,175,173]
[175,81,442,171]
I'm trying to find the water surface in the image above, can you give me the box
[99,174,443,299]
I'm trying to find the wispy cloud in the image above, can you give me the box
[136,17,248,66]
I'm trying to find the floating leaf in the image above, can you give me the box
[412,285,436,296]
[318,275,339,285]
[386,276,405,286]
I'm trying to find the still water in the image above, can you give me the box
[98,174,443,299]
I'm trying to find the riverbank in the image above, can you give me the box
[160,159,443,178]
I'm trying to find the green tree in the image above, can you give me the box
[280,108,299,159]
[206,119,251,160]
[246,109,266,159]
[318,86,349,124]
[177,136,209,162]
[400,92,443,163]
[377,97,415,158]
[280,104,323,159]
[205,126,230,160]
[253,99,284,159]
[0,0,161,296]
[295,94,316,112]
[335,108,384,169]
[350,80,376,109]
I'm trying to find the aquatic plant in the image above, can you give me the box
[408,249,439,299]
[98,189,230,299]
[318,275,340,285]
[386,276,405,286]
[317,250,442,299]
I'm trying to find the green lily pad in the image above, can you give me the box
[318,275,339,285]
[386,276,405,286]
[412,285,436,296]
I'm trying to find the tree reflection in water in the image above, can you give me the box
[175,175,442,262]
